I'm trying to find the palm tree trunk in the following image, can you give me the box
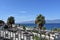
[40,33,41,40]
[39,29,41,40]
[48,34,50,40]
[44,34,46,40]
[11,24,12,28]
[49,36,50,40]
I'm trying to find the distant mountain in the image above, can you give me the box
[46,19,60,23]
[20,19,60,23]
[20,21,35,24]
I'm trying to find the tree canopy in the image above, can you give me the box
[7,16,15,25]
[35,14,45,29]
[0,20,5,24]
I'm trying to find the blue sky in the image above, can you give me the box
[0,0,60,23]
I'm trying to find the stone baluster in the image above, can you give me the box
[1,30,4,37]
[13,32,16,40]
[30,34,34,40]
[17,31,21,40]
[15,32,19,40]
[5,31,9,38]
[23,32,30,40]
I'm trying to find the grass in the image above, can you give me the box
[33,35,48,40]
[33,35,40,40]
[53,28,60,32]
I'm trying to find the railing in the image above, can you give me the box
[1,29,60,40]
[0,30,34,40]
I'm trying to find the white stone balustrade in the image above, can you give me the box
[0,30,34,40]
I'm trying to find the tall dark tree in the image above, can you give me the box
[35,14,45,40]
[35,14,45,29]
[0,20,5,26]
[0,20,5,24]
[7,16,15,27]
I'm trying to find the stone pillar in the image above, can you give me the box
[20,31,22,40]
[54,33,59,40]
[0,30,1,37]
[9,32,13,40]
[3,30,5,38]
[13,33,16,40]
[15,32,19,40]
[11,32,13,37]
[23,32,30,40]
[8,32,10,39]
[26,35,30,40]
[18,33,21,40]
[21,31,24,39]
[23,34,26,40]
[5,31,9,38]
[1,30,4,37]
[17,31,21,40]
[30,34,34,40]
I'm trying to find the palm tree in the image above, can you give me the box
[35,14,45,40]
[7,16,15,27]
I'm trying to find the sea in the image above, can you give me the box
[20,23,60,30]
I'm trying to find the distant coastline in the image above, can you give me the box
[18,19,60,24]
[16,23,60,30]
